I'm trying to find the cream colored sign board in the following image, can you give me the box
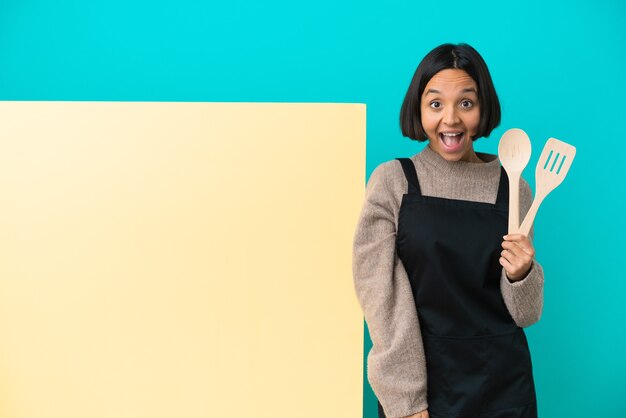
[0,102,365,418]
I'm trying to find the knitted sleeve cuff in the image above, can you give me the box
[499,259,544,327]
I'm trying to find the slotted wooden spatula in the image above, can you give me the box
[518,137,576,236]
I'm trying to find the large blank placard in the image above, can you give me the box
[0,101,365,418]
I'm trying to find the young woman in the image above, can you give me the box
[352,43,544,418]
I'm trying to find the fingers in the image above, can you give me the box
[501,241,534,259]
[499,253,515,270]
[504,232,531,242]
[501,242,534,265]
[502,234,535,258]
[501,234,535,281]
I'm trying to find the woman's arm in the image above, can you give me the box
[499,178,545,327]
[352,161,429,418]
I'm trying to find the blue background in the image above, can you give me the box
[1,1,624,416]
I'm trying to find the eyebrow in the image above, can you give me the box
[424,87,478,95]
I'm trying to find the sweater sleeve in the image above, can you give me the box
[499,177,545,328]
[352,161,428,418]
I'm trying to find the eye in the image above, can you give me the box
[429,101,442,109]
[460,100,474,109]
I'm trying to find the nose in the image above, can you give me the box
[442,106,461,125]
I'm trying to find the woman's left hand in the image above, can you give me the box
[500,233,535,282]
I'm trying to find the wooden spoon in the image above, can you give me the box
[517,137,576,236]
[498,128,532,233]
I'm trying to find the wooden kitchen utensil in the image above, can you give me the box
[498,128,532,233]
[518,137,576,236]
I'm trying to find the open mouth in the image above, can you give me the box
[439,132,464,151]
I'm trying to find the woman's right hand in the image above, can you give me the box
[404,410,429,418]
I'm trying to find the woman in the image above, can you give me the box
[352,43,544,418]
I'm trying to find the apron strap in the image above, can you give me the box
[395,158,422,196]
[495,166,509,210]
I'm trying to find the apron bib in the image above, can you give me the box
[377,157,537,418]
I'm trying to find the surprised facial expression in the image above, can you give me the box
[420,69,481,162]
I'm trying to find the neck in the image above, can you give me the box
[467,151,485,163]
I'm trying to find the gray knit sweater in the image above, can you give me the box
[352,144,544,418]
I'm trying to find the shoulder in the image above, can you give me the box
[368,159,406,190]
[364,159,407,217]
[519,176,532,198]
[518,176,533,210]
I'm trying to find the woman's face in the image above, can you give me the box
[420,68,481,162]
